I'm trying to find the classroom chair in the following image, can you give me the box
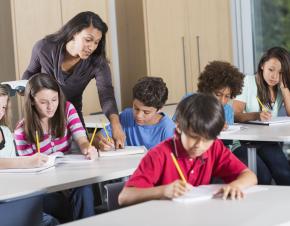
[0,191,43,226]
[104,181,125,211]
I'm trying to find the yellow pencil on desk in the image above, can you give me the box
[256,97,269,112]
[35,130,40,153]
[170,152,187,183]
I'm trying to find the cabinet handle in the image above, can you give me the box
[181,36,188,94]
[196,36,201,75]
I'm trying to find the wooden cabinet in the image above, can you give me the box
[116,0,233,107]
[186,0,233,91]
[1,0,111,120]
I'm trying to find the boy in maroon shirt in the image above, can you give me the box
[119,94,257,206]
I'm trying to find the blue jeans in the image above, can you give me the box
[234,142,290,185]
[43,185,95,223]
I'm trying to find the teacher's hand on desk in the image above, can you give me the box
[110,114,126,149]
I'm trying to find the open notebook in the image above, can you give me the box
[244,116,290,126]
[99,146,147,157]
[173,184,268,203]
[0,153,94,174]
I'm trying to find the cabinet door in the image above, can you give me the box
[61,0,109,115]
[187,0,233,91]
[144,0,188,104]
[11,0,62,78]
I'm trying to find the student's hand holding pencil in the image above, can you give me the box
[259,111,272,121]
[256,97,272,121]
[163,180,193,199]
[83,145,99,160]
[97,135,115,151]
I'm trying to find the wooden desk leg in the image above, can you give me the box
[247,147,257,174]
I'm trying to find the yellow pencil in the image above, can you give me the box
[256,96,268,112]
[102,120,111,142]
[170,153,187,183]
[89,126,98,146]
[35,130,40,154]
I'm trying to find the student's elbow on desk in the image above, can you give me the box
[118,187,133,206]
[237,169,258,188]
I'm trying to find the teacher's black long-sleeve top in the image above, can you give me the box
[22,38,118,120]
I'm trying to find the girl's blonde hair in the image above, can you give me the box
[0,85,10,127]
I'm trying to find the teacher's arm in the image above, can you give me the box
[95,62,126,148]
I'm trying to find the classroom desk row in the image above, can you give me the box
[83,104,177,128]
[219,122,290,174]
[62,185,290,226]
[0,154,144,201]
[84,108,290,175]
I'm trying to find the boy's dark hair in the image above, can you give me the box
[197,61,245,98]
[133,77,168,110]
[175,93,225,139]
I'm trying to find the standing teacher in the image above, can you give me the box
[22,11,125,147]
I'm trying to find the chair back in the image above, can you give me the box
[104,181,125,211]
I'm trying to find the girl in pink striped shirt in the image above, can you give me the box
[14,73,97,222]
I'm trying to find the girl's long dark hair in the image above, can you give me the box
[24,73,66,143]
[45,11,108,66]
[256,47,290,110]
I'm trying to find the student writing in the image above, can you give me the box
[14,74,97,223]
[118,94,257,206]
[95,77,175,150]
[233,47,290,185]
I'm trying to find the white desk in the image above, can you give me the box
[84,104,177,128]
[0,154,143,201]
[62,185,290,226]
[219,123,290,173]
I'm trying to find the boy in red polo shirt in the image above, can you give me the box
[119,93,257,206]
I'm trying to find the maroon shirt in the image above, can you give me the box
[22,38,118,120]
[126,136,247,188]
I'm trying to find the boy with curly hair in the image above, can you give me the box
[95,77,175,150]
[197,60,245,128]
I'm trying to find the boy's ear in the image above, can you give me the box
[175,123,181,134]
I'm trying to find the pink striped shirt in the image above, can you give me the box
[14,102,87,156]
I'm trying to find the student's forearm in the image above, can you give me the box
[229,169,257,189]
[234,112,260,122]
[76,137,90,154]
[119,186,166,206]
[0,158,29,169]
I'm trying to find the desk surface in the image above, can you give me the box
[0,154,143,201]
[63,185,290,226]
[219,123,290,142]
[84,104,177,128]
